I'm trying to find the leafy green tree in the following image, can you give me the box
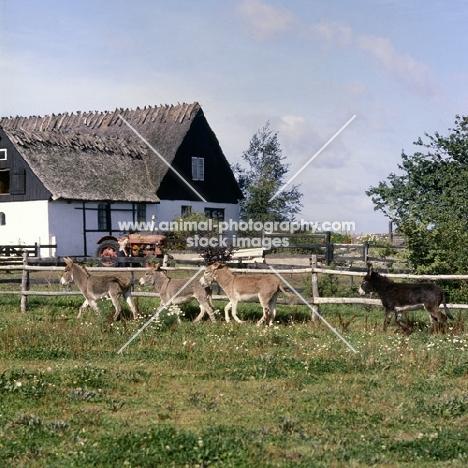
[167,212,234,263]
[233,122,302,223]
[367,115,468,299]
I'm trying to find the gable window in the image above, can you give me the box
[98,203,111,231]
[0,169,10,194]
[0,149,7,161]
[181,205,192,218]
[191,157,204,181]
[136,203,146,222]
[204,208,224,221]
[0,212,5,225]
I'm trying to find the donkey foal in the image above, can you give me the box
[359,263,453,333]
[200,262,291,326]
[61,257,138,322]
[138,264,217,322]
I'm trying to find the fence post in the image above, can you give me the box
[325,231,333,265]
[363,241,369,263]
[21,252,30,313]
[310,254,320,321]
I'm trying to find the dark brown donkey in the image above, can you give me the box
[61,257,138,322]
[358,263,453,333]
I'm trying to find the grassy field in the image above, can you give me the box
[1,289,468,467]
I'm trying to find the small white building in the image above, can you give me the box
[0,103,243,257]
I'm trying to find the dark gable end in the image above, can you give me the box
[158,111,244,202]
[0,128,52,201]
[0,103,242,204]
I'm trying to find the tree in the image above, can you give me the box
[233,122,302,223]
[168,211,234,263]
[367,115,468,299]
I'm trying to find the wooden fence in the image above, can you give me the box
[1,254,468,317]
[0,243,57,263]
[263,232,403,266]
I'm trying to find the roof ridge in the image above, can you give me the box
[0,102,200,132]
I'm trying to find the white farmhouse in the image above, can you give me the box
[0,103,243,257]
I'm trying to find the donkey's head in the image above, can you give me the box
[138,263,166,287]
[200,262,224,287]
[61,257,90,286]
[60,257,75,286]
[358,263,392,296]
[358,263,375,296]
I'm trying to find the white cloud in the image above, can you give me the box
[277,115,309,138]
[236,0,295,40]
[308,19,353,46]
[358,35,441,97]
[235,2,440,98]
[274,114,353,173]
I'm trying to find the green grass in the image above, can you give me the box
[1,293,468,467]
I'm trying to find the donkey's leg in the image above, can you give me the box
[201,302,217,323]
[224,301,232,322]
[428,305,446,334]
[256,298,268,326]
[394,310,409,332]
[110,295,122,322]
[159,292,182,323]
[124,290,138,320]
[193,306,206,322]
[230,300,244,323]
[204,293,219,321]
[208,293,217,311]
[88,300,102,318]
[77,299,90,318]
[263,307,272,326]
[383,308,394,331]
[256,311,266,326]
[269,295,278,325]
[193,295,216,322]
[192,297,209,322]
[206,308,217,322]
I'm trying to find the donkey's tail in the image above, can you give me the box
[442,291,453,319]
[115,275,132,291]
[279,284,296,302]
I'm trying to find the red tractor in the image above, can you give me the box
[96,233,167,266]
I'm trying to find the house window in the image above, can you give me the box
[204,208,224,221]
[0,149,7,161]
[136,203,146,222]
[192,157,204,181]
[181,205,192,218]
[0,169,10,194]
[98,203,111,231]
[0,212,5,225]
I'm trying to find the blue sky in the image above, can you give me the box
[1,0,468,233]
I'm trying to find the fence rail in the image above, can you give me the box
[0,243,57,260]
[2,253,467,315]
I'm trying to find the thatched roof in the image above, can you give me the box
[0,103,203,202]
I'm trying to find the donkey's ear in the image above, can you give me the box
[64,257,73,266]
[367,262,373,274]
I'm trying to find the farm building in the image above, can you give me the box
[0,103,243,257]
